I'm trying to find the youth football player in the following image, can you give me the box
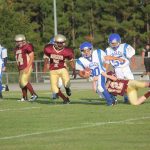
[43,34,76,104]
[105,33,136,103]
[14,34,38,101]
[106,72,150,105]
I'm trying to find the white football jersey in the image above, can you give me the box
[0,45,7,66]
[76,49,106,77]
[105,43,135,68]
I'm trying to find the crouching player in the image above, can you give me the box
[106,72,150,105]
[76,42,124,106]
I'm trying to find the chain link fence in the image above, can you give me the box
[2,56,146,84]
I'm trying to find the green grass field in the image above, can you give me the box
[0,89,150,150]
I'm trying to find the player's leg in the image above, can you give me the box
[20,67,38,101]
[50,70,69,104]
[97,75,114,106]
[51,77,62,99]
[61,68,71,96]
[123,66,134,103]
[127,80,150,105]
[18,70,28,101]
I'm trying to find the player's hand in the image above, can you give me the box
[109,75,117,81]
[83,68,91,79]
[72,68,77,79]
[24,67,30,73]
[118,58,125,63]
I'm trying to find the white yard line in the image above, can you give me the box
[0,107,40,112]
[0,116,149,140]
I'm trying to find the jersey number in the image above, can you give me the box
[111,60,125,67]
[16,53,23,65]
[91,67,100,77]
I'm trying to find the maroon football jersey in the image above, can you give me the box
[106,79,129,96]
[44,44,74,70]
[14,43,34,70]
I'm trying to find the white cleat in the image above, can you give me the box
[17,98,28,102]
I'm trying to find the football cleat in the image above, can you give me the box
[65,87,71,96]
[29,94,38,101]
[5,85,9,91]
[63,97,70,104]
[52,93,59,99]
[17,98,28,102]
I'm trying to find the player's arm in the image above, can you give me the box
[43,58,49,73]
[104,63,110,72]
[43,54,49,73]
[101,71,117,81]
[104,55,125,63]
[131,55,136,69]
[126,45,136,69]
[78,68,91,79]
[25,52,34,73]
[69,59,76,79]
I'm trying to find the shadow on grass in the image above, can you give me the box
[32,97,105,105]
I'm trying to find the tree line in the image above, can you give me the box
[0,0,149,60]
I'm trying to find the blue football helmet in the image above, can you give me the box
[49,37,54,44]
[80,42,93,51]
[79,42,93,58]
[108,33,121,48]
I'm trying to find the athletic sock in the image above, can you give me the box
[57,89,67,101]
[26,82,36,95]
[22,87,27,99]
[144,91,150,99]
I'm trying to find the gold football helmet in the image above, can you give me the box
[54,34,66,50]
[15,34,26,47]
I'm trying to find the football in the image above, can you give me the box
[82,68,91,78]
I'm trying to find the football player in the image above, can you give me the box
[76,42,124,106]
[14,34,38,101]
[106,71,150,105]
[43,34,76,104]
[43,37,63,99]
[0,44,8,99]
[105,33,136,103]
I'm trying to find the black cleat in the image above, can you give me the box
[65,87,71,96]
[63,97,70,104]
[5,85,9,91]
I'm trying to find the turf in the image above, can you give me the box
[0,89,150,150]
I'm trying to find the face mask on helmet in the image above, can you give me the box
[15,34,26,48]
[108,33,121,50]
[54,34,66,50]
[80,42,93,58]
